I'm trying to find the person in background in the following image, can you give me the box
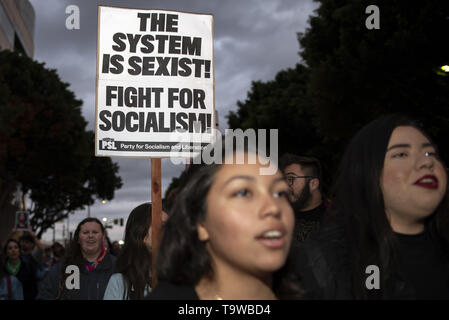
[36,247,54,283]
[37,218,116,300]
[51,242,65,265]
[149,141,303,300]
[104,203,168,299]
[3,239,36,299]
[280,154,330,242]
[0,246,23,300]
[111,241,122,257]
[295,114,449,299]
[19,228,45,264]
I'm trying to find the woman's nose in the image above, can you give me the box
[416,151,435,171]
[259,194,281,219]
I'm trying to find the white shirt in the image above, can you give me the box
[103,273,151,300]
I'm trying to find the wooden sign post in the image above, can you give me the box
[151,158,162,289]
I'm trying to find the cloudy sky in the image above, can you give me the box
[28,0,318,243]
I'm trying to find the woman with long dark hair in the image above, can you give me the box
[3,237,37,300]
[295,114,449,299]
[37,217,116,299]
[1,239,24,300]
[149,141,303,299]
[103,203,168,299]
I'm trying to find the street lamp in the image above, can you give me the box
[87,199,107,217]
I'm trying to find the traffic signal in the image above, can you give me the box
[113,219,118,225]
[120,218,124,226]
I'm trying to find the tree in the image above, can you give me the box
[0,50,122,238]
[298,0,449,163]
[226,64,333,190]
[227,0,449,176]
[227,64,323,157]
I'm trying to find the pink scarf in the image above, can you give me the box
[85,246,106,272]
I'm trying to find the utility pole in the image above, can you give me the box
[62,224,66,246]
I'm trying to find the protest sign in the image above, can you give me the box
[15,210,30,231]
[96,6,215,158]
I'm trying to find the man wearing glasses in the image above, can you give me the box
[280,154,328,243]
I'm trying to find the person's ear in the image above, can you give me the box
[197,223,209,241]
[309,178,319,192]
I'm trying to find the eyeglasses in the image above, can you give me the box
[285,175,316,186]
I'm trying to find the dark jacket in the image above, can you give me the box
[293,220,352,299]
[147,281,199,300]
[36,253,116,300]
[294,218,449,299]
[292,203,328,243]
[13,255,38,300]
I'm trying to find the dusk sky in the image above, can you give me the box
[28,0,318,243]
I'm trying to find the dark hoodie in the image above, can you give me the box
[36,253,116,300]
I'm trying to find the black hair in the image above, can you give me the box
[51,242,65,258]
[19,233,35,245]
[105,235,113,254]
[280,154,322,180]
[280,153,323,192]
[331,113,449,299]
[156,161,218,286]
[2,239,20,257]
[156,136,304,299]
[57,217,105,299]
[1,239,21,280]
[116,202,153,299]
[52,242,63,249]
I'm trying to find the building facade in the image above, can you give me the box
[0,0,35,245]
[0,0,34,57]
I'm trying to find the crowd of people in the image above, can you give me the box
[1,113,448,300]
[0,230,66,300]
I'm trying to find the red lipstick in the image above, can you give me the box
[413,175,438,189]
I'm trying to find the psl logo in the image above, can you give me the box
[101,138,117,150]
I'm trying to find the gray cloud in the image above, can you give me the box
[28,0,318,242]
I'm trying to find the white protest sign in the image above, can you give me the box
[95,6,215,158]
